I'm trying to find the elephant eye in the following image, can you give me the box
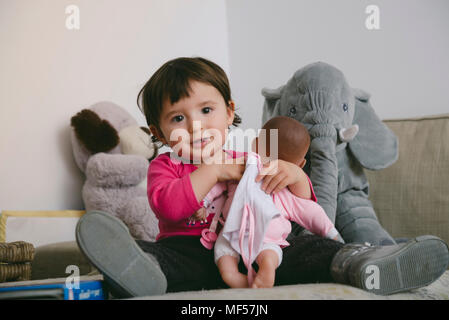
[289,106,297,116]
[342,103,349,112]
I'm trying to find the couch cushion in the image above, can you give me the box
[31,241,96,280]
[139,270,449,300]
[365,113,449,245]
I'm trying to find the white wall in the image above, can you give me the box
[0,0,230,211]
[225,0,449,132]
[1,0,449,212]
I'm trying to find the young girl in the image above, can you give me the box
[75,56,449,297]
[143,57,334,290]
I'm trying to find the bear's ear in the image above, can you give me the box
[70,109,119,154]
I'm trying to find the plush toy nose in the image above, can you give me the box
[338,124,359,142]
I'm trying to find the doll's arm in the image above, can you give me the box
[287,167,313,200]
[288,197,342,242]
[285,170,317,202]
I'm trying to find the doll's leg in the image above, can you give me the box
[215,233,248,288]
[217,255,248,288]
[252,244,282,288]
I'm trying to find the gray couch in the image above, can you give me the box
[31,113,449,299]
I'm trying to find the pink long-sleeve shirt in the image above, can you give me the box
[147,150,241,241]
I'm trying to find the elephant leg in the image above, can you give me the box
[336,189,395,245]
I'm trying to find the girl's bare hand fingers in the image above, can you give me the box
[259,165,279,189]
[264,173,286,194]
[261,168,284,192]
[260,174,274,191]
[256,161,278,183]
[272,180,288,194]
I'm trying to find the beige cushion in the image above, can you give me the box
[140,270,449,300]
[366,114,449,245]
[31,241,96,280]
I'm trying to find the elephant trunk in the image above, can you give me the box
[308,126,339,224]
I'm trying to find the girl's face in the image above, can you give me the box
[150,80,235,162]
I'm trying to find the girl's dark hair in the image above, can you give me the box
[137,57,242,147]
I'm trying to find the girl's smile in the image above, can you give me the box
[191,136,212,148]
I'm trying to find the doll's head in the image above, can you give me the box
[137,57,242,161]
[252,116,310,168]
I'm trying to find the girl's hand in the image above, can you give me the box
[189,153,245,206]
[255,159,305,195]
[214,156,246,182]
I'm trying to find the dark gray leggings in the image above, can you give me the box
[136,233,344,293]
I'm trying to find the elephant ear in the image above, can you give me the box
[348,88,399,170]
[261,85,285,125]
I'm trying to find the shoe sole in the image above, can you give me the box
[75,210,167,298]
[356,235,449,295]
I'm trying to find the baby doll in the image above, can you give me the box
[199,116,343,288]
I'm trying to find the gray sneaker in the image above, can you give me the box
[330,235,449,295]
[76,210,167,298]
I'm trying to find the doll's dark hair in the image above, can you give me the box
[261,116,311,164]
[137,57,242,147]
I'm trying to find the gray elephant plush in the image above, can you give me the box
[262,62,398,245]
[70,101,159,242]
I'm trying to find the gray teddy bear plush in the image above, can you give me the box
[262,61,398,245]
[70,101,159,242]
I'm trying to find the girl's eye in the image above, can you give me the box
[342,103,349,112]
[172,115,184,123]
[202,107,212,114]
